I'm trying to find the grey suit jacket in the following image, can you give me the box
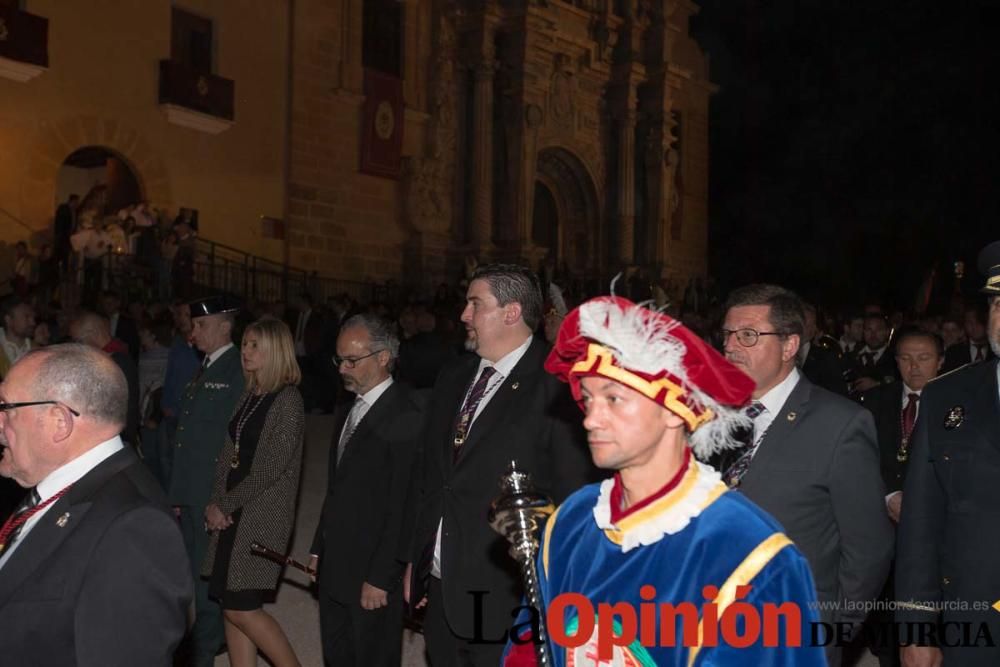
[736,375,894,628]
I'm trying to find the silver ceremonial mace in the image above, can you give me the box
[489,460,556,667]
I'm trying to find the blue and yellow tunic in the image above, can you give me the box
[507,454,826,666]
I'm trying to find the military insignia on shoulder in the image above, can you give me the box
[943,406,964,430]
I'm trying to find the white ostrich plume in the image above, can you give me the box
[577,299,685,381]
[575,297,751,459]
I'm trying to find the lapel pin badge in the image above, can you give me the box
[943,406,964,430]
[511,381,520,390]
[55,512,70,527]
[786,411,797,422]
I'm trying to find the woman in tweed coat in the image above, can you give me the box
[202,316,304,667]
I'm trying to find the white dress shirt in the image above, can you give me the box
[748,367,801,454]
[205,342,234,368]
[0,436,124,569]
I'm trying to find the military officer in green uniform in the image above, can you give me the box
[168,296,245,666]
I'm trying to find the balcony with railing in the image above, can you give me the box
[158,59,235,134]
[0,4,48,82]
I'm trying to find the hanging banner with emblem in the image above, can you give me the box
[359,68,404,179]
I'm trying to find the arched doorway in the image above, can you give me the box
[56,146,143,221]
[533,147,600,273]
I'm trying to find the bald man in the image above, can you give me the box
[70,311,141,447]
[0,344,192,664]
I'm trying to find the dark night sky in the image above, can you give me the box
[690,0,1000,312]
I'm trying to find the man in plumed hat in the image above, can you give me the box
[896,240,1000,667]
[504,296,823,666]
[168,296,246,666]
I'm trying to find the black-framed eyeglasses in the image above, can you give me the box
[332,350,383,369]
[0,401,81,416]
[718,328,784,348]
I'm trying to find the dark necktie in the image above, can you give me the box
[0,488,42,557]
[902,393,919,440]
[723,401,767,488]
[974,344,987,363]
[452,366,497,461]
[191,356,209,385]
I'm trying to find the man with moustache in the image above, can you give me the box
[309,313,423,666]
[168,296,246,667]
[405,263,594,666]
[896,241,1000,667]
[717,284,893,666]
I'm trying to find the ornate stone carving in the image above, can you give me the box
[404,11,459,234]
[549,54,575,124]
[525,104,544,129]
[590,19,618,64]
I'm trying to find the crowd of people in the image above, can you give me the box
[0,241,998,667]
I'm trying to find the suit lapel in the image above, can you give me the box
[748,376,811,473]
[453,339,544,468]
[0,448,137,606]
[338,384,401,468]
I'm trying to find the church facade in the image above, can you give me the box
[0,0,714,299]
[290,0,716,297]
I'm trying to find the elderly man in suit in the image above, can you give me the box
[896,240,1000,667]
[717,283,894,666]
[0,343,192,665]
[405,263,595,667]
[309,313,424,666]
[168,296,246,666]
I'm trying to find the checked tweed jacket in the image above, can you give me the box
[201,385,304,591]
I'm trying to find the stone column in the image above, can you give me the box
[470,59,496,248]
[617,109,637,264]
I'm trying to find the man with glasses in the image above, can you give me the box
[0,343,192,664]
[309,313,424,666]
[168,296,245,667]
[717,283,893,666]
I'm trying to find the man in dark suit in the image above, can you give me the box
[860,328,944,667]
[941,305,996,373]
[168,296,246,667]
[851,313,899,394]
[309,313,423,666]
[718,284,894,666]
[405,263,595,666]
[800,302,848,395]
[896,241,1000,667]
[0,343,192,665]
[861,328,944,524]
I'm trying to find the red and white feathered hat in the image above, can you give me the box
[544,296,755,458]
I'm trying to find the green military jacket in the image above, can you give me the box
[167,345,245,508]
